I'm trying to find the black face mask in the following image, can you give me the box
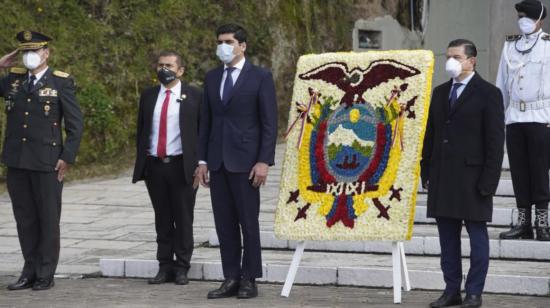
[157,68,177,85]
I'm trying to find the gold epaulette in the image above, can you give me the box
[542,35,550,41]
[52,70,70,78]
[506,34,521,42]
[9,67,27,74]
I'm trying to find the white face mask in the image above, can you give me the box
[216,43,236,64]
[445,58,463,79]
[22,51,42,70]
[518,17,537,35]
[518,2,544,35]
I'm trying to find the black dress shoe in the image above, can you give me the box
[174,270,189,285]
[499,224,534,240]
[207,279,240,299]
[237,279,258,299]
[461,294,482,308]
[32,278,54,291]
[429,293,462,307]
[148,270,174,284]
[7,277,35,291]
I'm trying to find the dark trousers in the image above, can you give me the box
[210,165,262,279]
[144,157,196,272]
[436,217,489,295]
[7,167,63,279]
[506,123,550,209]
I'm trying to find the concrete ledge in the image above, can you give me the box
[208,230,550,261]
[267,264,337,284]
[99,258,550,296]
[99,258,124,277]
[125,259,157,278]
[100,259,203,280]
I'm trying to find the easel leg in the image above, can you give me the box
[392,241,402,304]
[399,242,411,291]
[281,241,306,297]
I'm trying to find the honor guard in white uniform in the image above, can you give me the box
[496,0,550,241]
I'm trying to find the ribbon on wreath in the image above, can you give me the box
[284,90,320,149]
[385,88,405,150]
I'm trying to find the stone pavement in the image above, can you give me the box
[0,276,549,308]
[0,146,288,276]
[0,144,549,306]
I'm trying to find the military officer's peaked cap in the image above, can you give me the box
[16,30,52,51]
[516,0,547,20]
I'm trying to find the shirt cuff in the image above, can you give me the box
[198,160,207,165]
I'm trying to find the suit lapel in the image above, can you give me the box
[441,80,452,116]
[145,85,161,130]
[224,60,252,108]
[179,82,187,133]
[21,76,30,93]
[449,73,479,117]
[213,66,224,103]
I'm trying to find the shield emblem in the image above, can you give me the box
[275,50,434,241]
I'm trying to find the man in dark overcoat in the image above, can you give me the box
[421,39,505,308]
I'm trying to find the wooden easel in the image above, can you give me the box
[280,241,411,304]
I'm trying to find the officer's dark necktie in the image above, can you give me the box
[222,67,236,104]
[449,82,463,108]
[28,75,36,92]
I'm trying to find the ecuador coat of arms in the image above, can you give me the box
[275,50,435,241]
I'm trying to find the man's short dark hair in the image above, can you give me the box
[157,50,183,67]
[216,23,247,43]
[447,39,478,58]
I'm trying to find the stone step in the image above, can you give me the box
[418,178,515,196]
[414,194,525,226]
[207,228,550,261]
[99,247,550,296]
[414,205,518,227]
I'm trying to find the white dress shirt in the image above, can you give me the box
[149,81,183,156]
[219,57,245,99]
[496,30,550,124]
[450,71,475,100]
[28,66,49,84]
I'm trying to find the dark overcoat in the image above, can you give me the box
[421,73,505,221]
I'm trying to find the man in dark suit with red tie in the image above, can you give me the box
[421,39,504,308]
[133,51,201,286]
[196,24,278,299]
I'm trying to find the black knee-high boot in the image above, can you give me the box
[499,208,534,240]
[535,209,550,241]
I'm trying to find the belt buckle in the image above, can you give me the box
[520,100,526,112]
[161,157,171,163]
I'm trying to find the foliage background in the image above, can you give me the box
[0,0,415,181]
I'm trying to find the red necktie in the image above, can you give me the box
[157,89,171,158]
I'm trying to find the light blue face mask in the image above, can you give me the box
[216,43,235,64]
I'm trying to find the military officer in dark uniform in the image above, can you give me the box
[0,31,83,290]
